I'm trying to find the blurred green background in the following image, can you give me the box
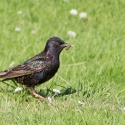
[0,0,125,124]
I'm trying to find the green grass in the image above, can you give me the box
[1,0,125,124]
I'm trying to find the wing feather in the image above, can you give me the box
[0,56,49,79]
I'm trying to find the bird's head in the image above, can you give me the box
[44,37,72,55]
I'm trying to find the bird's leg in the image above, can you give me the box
[29,87,45,101]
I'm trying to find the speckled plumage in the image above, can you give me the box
[0,37,72,100]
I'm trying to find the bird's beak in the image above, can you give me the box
[61,43,73,50]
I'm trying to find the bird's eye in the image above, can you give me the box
[51,41,60,47]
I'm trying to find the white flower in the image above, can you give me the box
[122,107,125,111]
[14,87,23,92]
[31,30,36,34]
[48,97,52,103]
[9,62,15,67]
[17,10,22,15]
[79,12,87,18]
[64,0,69,2]
[64,22,68,25]
[70,9,78,15]
[68,31,76,38]
[78,101,84,105]
[53,89,61,94]
[15,27,21,32]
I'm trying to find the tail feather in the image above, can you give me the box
[0,71,9,78]
[0,71,12,81]
[0,71,7,76]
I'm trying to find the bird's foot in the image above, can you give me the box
[29,87,46,101]
[33,92,46,101]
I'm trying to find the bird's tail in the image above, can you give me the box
[0,71,9,81]
[0,71,13,83]
[0,71,7,75]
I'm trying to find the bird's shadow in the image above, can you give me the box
[0,80,77,98]
[38,86,77,98]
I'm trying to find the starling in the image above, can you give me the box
[0,37,72,100]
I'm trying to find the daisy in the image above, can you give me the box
[15,27,21,32]
[53,89,61,94]
[70,9,78,15]
[17,10,22,15]
[68,31,76,38]
[79,12,87,18]
[14,87,23,92]
[78,101,84,105]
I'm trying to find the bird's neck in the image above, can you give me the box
[46,51,60,65]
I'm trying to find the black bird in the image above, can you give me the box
[0,37,72,100]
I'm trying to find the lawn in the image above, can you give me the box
[0,0,125,124]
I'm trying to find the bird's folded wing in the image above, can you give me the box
[0,59,48,79]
